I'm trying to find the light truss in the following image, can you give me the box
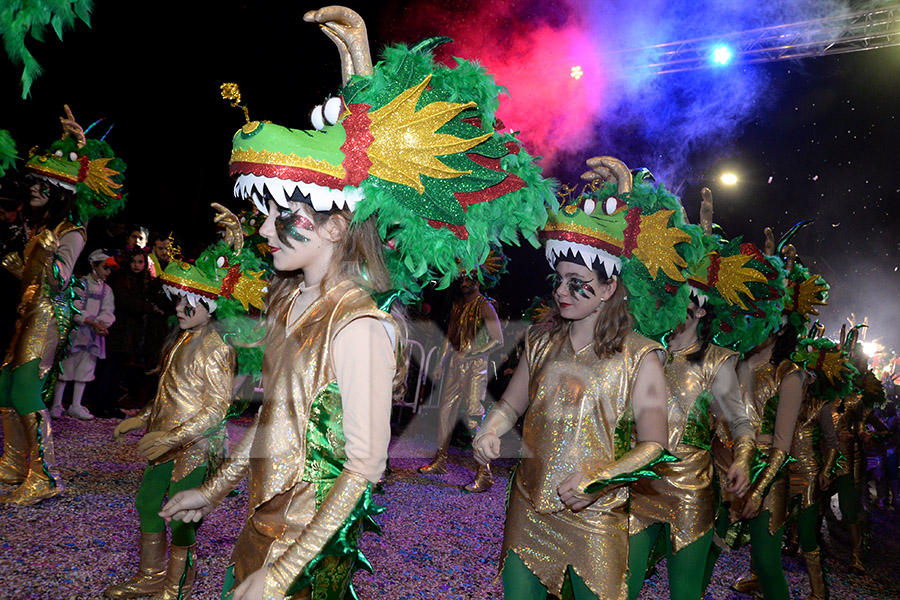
[615,5,900,74]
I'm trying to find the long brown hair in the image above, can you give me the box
[546,274,632,360]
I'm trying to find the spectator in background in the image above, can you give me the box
[125,226,149,251]
[50,250,116,420]
[146,232,172,278]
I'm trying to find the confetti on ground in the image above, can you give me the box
[2,413,898,599]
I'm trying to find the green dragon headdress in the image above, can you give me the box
[160,204,269,377]
[223,7,555,299]
[764,221,828,331]
[681,188,786,355]
[792,328,857,404]
[23,105,127,223]
[539,156,693,339]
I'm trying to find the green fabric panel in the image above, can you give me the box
[304,382,347,482]
[0,361,48,414]
[220,565,235,600]
[761,394,779,436]
[681,389,714,451]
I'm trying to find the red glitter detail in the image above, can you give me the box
[720,322,733,333]
[815,350,827,371]
[78,156,89,182]
[504,141,521,155]
[220,265,241,297]
[427,220,469,240]
[707,252,721,286]
[665,283,678,294]
[229,162,344,190]
[454,153,526,211]
[622,208,642,257]
[340,103,374,186]
[461,117,482,127]
[494,118,506,130]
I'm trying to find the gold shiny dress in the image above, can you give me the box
[832,394,864,484]
[789,397,839,510]
[197,279,400,599]
[630,342,741,552]
[502,325,663,600]
[735,359,805,535]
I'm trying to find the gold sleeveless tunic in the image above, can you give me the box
[832,394,864,482]
[502,326,663,600]
[789,396,832,509]
[629,342,736,552]
[227,280,398,587]
[3,221,86,378]
[738,359,803,534]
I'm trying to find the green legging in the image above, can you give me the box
[627,523,713,600]
[798,502,821,552]
[702,510,789,600]
[135,461,207,546]
[835,474,860,524]
[502,550,600,600]
[0,360,48,415]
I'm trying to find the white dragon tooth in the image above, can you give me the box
[310,191,334,212]
[163,287,172,301]
[207,299,218,314]
[187,292,198,307]
[266,182,288,208]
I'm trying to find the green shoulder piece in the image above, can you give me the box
[681,389,714,451]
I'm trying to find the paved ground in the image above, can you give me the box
[2,412,898,599]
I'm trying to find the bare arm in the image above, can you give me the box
[632,350,668,445]
[711,356,755,441]
[772,370,805,453]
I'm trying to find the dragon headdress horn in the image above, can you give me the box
[212,202,244,254]
[304,6,373,85]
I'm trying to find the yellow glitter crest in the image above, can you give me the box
[367,75,492,193]
[790,275,828,317]
[714,253,768,310]
[82,157,123,198]
[633,210,690,282]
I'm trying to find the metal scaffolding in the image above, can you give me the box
[615,5,900,74]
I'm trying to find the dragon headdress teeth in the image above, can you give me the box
[221,6,556,298]
[540,156,694,339]
[23,105,127,222]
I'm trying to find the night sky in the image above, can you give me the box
[1,0,898,353]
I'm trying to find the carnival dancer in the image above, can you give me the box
[160,7,554,599]
[720,238,824,600]
[787,331,853,600]
[626,188,786,600]
[475,157,697,600]
[104,205,266,600]
[49,249,116,420]
[0,106,126,506]
[419,258,504,492]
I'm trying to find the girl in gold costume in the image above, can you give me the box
[160,6,554,600]
[0,107,126,506]
[475,157,689,600]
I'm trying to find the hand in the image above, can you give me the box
[725,462,751,497]
[137,431,169,460]
[838,430,853,443]
[229,566,267,600]
[557,471,597,512]
[159,489,214,524]
[818,471,832,491]
[473,433,500,465]
[113,417,145,441]
[432,364,444,381]
[739,491,763,520]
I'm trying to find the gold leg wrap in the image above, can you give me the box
[104,531,168,599]
[0,410,64,506]
[0,407,28,485]
[148,544,196,600]
[463,463,493,493]
[731,564,760,593]
[419,446,448,475]
[802,549,827,600]
[848,522,865,575]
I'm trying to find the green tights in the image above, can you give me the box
[502,550,600,600]
[627,523,713,600]
[0,360,47,415]
[835,474,859,524]
[702,511,789,600]
[798,502,820,552]
[135,461,207,546]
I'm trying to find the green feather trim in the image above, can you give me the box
[0,129,17,176]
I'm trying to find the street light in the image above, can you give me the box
[721,173,738,185]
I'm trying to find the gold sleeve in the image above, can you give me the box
[742,448,788,513]
[1,252,24,280]
[196,420,255,506]
[264,469,369,596]
[731,434,756,481]
[585,441,664,486]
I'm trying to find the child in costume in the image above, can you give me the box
[627,188,785,600]
[105,205,266,600]
[50,248,116,420]
[0,106,126,506]
[475,157,688,600]
[161,7,554,600]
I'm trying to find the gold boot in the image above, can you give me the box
[848,522,865,574]
[419,446,448,475]
[802,549,827,600]
[463,463,493,493]
[149,544,196,600]
[1,410,64,506]
[0,407,28,485]
[104,531,167,599]
[731,564,760,593]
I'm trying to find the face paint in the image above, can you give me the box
[274,206,315,247]
[183,304,195,317]
[548,272,596,299]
